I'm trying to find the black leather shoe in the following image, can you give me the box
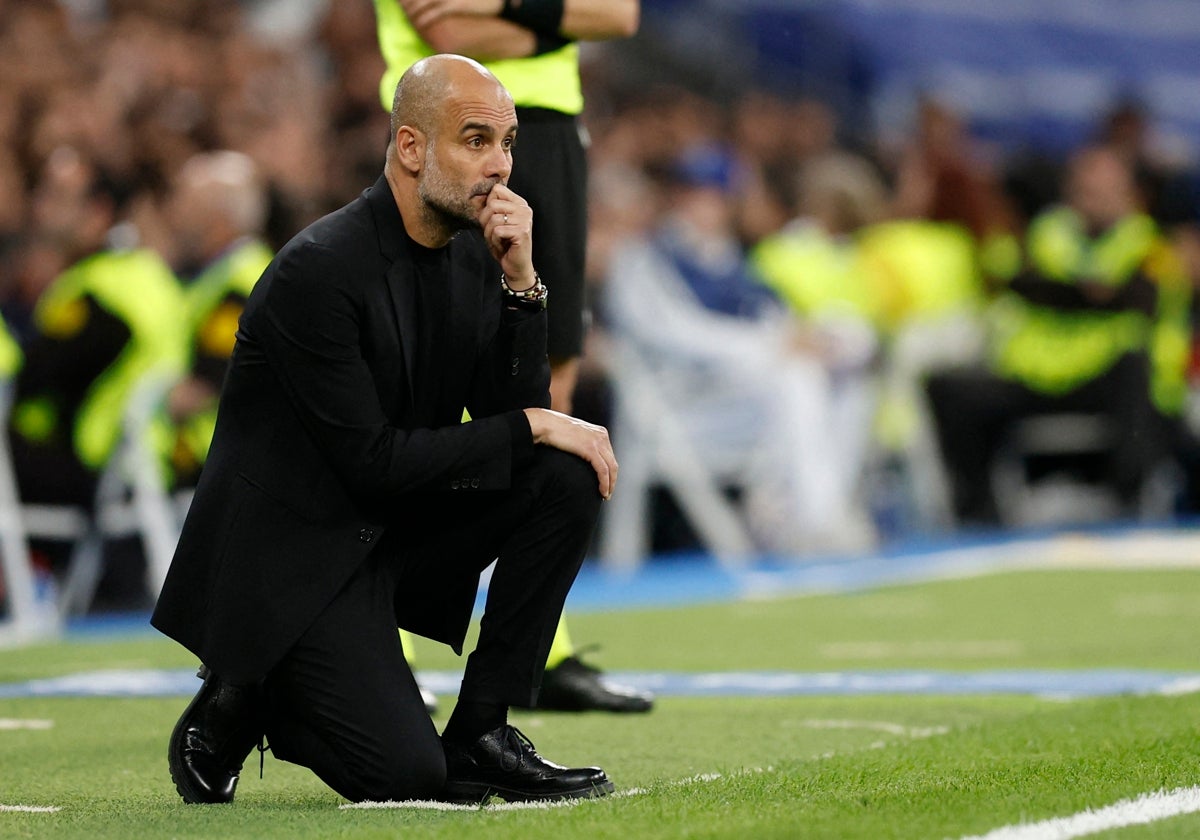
[536,655,654,713]
[168,666,262,804]
[441,724,614,803]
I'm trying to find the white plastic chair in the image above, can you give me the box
[599,341,759,571]
[0,385,57,645]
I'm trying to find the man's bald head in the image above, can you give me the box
[389,54,510,143]
[176,150,267,236]
[384,53,519,247]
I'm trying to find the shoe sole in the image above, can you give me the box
[441,777,615,805]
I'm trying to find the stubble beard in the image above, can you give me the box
[417,144,496,236]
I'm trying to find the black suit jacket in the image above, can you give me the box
[152,175,550,684]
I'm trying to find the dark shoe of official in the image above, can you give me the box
[441,724,615,804]
[536,655,654,713]
[168,666,263,804]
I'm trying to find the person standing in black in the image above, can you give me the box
[153,54,618,805]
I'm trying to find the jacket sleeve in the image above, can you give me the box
[467,276,552,416]
[251,240,524,499]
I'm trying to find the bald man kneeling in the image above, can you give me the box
[154,54,617,806]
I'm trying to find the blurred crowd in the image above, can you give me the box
[0,0,387,324]
[4,0,1200,575]
[579,42,1200,555]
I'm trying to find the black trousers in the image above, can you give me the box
[260,447,601,802]
[508,108,588,362]
[926,353,1169,524]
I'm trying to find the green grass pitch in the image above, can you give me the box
[3,564,1200,838]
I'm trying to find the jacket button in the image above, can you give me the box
[510,357,520,376]
[450,479,460,490]
[470,478,480,489]
[358,528,375,543]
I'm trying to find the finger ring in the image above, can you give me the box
[504,214,509,224]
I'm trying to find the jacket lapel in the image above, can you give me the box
[366,175,418,412]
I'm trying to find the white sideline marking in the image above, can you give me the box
[338,770,769,811]
[0,719,53,730]
[801,719,950,738]
[959,786,1200,840]
[0,805,60,813]
[1157,676,1200,697]
[819,641,1023,660]
[341,794,626,812]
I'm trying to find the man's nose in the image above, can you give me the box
[486,146,512,180]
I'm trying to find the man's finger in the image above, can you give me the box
[596,456,612,500]
[597,443,618,499]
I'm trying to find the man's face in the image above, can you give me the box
[1066,149,1136,231]
[167,176,208,264]
[417,80,517,231]
[32,150,111,255]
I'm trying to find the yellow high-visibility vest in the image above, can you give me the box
[16,249,186,469]
[373,0,583,115]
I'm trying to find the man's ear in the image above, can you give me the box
[394,126,425,175]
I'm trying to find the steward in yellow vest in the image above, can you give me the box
[9,247,186,507]
[926,146,1189,525]
[164,151,274,488]
[0,310,23,381]
[988,207,1189,415]
[170,238,272,486]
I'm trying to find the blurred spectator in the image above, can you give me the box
[164,150,273,489]
[4,145,186,609]
[573,159,661,430]
[732,93,841,244]
[855,213,988,533]
[1095,99,1199,227]
[604,145,874,553]
[926,145,1190,525]
[8,147,186,513]
[4,0,1200,560]
[749,151,886,537]
[887,98,1020,286]
[1156,171,1200,511]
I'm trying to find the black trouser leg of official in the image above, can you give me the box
[261,447,601,801]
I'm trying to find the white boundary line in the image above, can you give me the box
[959,786,1200,839]
[0,719,54,730]
[342,798,582,812]
[0,805,60,813]
[801,719,950,738]
[338,771,751,812]
[341,791,638,812]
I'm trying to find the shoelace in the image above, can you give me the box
[258,736,270,779]
[504,725,539,758]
